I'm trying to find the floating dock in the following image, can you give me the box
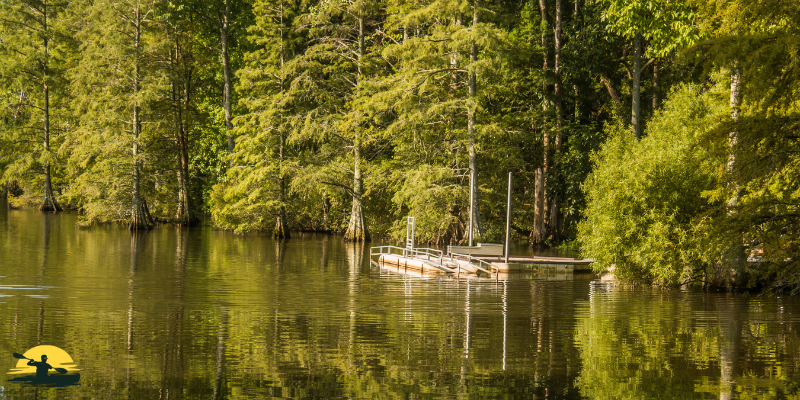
[470,255,593,273]
[369,217,594,278]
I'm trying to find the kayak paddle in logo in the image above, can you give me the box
[7,345,80,387]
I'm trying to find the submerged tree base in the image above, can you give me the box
[344,222,369,242]
[129,202,153,231]
[344,196,369,242]
[274,216,290,239]
[129,219,153,231]
[38,200,62,212]
[175,210,199,227]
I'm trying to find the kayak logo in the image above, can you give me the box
[7,345,80,387]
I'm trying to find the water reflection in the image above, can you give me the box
[576,284,800,399]
[719,295,740,400]
[212,307,228,400]
[1,203,800,399]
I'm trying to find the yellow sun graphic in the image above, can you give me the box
[8,345,79,375]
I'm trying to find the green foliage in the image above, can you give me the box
[682,0,800,291]
[0,0,73,207]
[210,0,308,232]
[62,0,172,223]
[579,82,727,285]
[0,0,795,291]
[599,0,701,57]
[389,164,465,243]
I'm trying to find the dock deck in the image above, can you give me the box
[371,246,593,277]
[472,255,594,272]
[370,217,593,278]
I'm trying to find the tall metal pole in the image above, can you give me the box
[504,171,512,263]
[468,170,474,247]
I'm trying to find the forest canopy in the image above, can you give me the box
[0,0,797,290]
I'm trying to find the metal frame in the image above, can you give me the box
[406,216,415,251]
[370,215,499,278]
[450,252,500,277]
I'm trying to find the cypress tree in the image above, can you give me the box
[65,0,163,229]
[0,0,71,211]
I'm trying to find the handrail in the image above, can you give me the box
[371,245,501,277]
[450,252,499,276]
[370,245,445,264]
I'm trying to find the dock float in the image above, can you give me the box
[370,216,594,278]
[471,255,594,273]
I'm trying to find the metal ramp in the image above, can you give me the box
[370,216,499,278]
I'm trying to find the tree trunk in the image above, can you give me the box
[322,196,330,230]
[174,37,197,226]
[599,72,623,116]
[467,0,483,242]
[175,105,195,225]
[221,0,234,156]
[274,128,289,238]
[724,62,746,285]
[652,58,659,111]
[532,167,546,244]
[274,5,289,239]
[549,0,564,242]
[532,0,550,246]
[39,4,60,212]
[130,7,151,231]
[345,9,368,242]
[345,144,369,241]
[631,31,642,139]
[727,62,742,201]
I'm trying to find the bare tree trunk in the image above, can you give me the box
[173,37,197,226]
[532,0,550,246]
[274,128,289,238]
[221,0,234,156]
[727,63,742,207]
[345,144,369,241]
[467,0,484,242]
[532,168,545,245]
[275,4,289,239]
[175,104,195,225]
[652,58,659,111]
[321,196,330,230]
[600,72,623,116]
[724,62,746,286]
[130,7,151,231]
[632,31,642,139]
[40,3,61,212]
[345,8,368,242]
[549,0,564,242]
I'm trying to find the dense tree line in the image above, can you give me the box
[1,0,797,289]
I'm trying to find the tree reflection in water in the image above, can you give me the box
[575,283,800,399]
[1,207,800,398]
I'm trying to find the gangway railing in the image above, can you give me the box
[370,245,442,259]
[449,252,500,277]
[370,245,449,269]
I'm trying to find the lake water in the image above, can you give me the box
[1,201,800,399]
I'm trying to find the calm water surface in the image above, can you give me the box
[1,202,800,399]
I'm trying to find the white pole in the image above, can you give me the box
[468,170,474,247]
[505,171,512,263]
